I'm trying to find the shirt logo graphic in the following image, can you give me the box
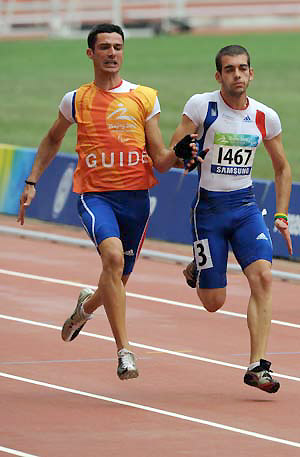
[256,233,268,241]
[243,115,252,122]
[215,133,258,147]
[107,103,135,122]
[107,101,137,144]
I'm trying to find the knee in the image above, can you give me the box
[260,269,273,290]
[203,299,225,313]
[198,291,226,312]
[248,268,272,292]
[102,248,124,276]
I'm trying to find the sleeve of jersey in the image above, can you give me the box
[146,96,160,121]
[136,85,158,122]
[59,91,76,123]
[265,108,282,140]
[182,94,203,126]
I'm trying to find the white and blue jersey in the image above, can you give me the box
[183,90,281,192]
[183,91,279,288]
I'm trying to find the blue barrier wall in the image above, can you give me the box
[148,171,300,260]
[0,145,299,259]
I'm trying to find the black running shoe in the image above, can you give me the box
[244,359,280,393]
[183,260,197,288]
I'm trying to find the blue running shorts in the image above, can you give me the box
[78,190,150,275]
[191,186,273,289]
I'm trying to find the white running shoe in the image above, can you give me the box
[61,288,94,342]
[117,349,139,380]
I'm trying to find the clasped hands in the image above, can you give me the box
[174,134,209,174]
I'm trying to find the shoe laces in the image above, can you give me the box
[70,311,81,324]
[70,306,87,324]
[119,350,135,369]
[261,369,274,381]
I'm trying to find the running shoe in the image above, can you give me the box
[61,288,94,342]
[117,348,139,380]
[183,260,197,288]
[244,359,280,393]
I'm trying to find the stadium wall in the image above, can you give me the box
[0,144,299,260]
[1,0,300,38]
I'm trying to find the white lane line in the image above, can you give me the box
[1,371,300,449]
[0,268,299,329]
[0,446,39,457]
[1,313,299,382]
[127,291,300,329]
[0,268,88,288]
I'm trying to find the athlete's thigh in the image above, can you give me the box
[77,193,120,247]
[116,190,150,275]
[192,210,229,289]
[231,204,273,270]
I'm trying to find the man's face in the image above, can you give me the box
[215,54,253,97]
[87,32,124,74]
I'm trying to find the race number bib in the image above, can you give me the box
[211,133,259,176]
[193,239,213,270]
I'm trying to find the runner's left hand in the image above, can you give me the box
[275,218,293,255]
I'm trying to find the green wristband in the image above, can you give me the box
[274,214,288,221]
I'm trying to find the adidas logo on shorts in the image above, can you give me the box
[124,249,135,256]
[256,232,268,241]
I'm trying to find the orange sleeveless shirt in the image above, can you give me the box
[72,82,158,193]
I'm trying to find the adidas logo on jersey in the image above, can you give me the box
[256,233,268,241]
[243,115,252,122]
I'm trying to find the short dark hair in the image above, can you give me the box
[215,45,250,73]
[87,23,124,50]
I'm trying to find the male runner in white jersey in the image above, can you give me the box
[171,45,292,393]
[17,24,197,381]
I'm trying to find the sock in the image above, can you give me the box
[248,361,260,371]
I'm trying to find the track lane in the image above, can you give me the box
[1,231,299,456]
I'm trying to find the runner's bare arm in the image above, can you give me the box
[17,111,72,225]
[145,113,183,172]
[264,133,293,255]
[169,114,198,148]
[170,114,208,173]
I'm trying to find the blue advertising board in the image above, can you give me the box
[0,145,299,259]
[26,155,81,227]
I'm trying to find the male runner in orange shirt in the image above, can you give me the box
[18,24,198,380]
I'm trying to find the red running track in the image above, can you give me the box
[0,221,299,457]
